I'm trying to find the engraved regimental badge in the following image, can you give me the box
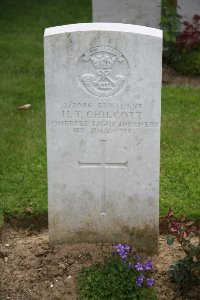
[77,46,130,97]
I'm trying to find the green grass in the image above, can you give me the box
[0,0,199,223]
[0,0,92,220]
[160,87,200,218]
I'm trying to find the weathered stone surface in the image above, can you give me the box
[92,0,161,28]
[44,23,162,252]
[178,0,200,24]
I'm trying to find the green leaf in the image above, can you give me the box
[193,261,200,271]
[167,236,175,245]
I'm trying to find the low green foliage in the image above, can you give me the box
[78,245,156,300]
[161,0,200,76]
[78,259,156,300]
[160,0,182,49]
[170,46,200,76]
[168,257,200,283]
[164,209,200,290]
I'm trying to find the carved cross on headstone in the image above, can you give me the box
[79,139,128,214]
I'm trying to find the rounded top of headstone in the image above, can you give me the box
[44,23,162,38]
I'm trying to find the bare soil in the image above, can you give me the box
[0,224,199,300]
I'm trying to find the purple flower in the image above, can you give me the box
[124,245,130,251]
[135,262,144,271]
[116,244,122,249]
[136,274,145,287]
[135,255,141,260]
[121,252,127,260]
[143,258,153,270]
[128,262,132,269]
[115,244,130,262]
[116,244,123,252]
[146,278,155,287]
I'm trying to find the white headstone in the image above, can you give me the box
[178,0,200,24]
[44,23,162,252]
[92,0,161,29]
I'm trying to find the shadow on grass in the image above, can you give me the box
[1,212,48,231]
[0,212,199,236]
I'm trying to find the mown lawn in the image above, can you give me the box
[160,87,200,218]
[0,0,199,224]
[0,0,92,224]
